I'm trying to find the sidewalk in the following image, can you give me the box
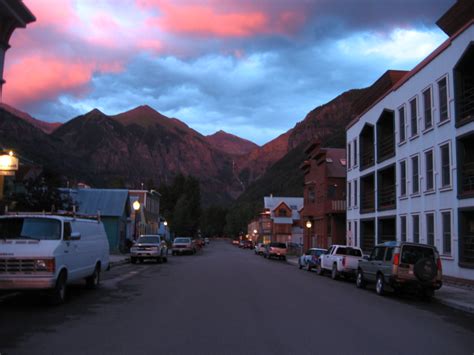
[109,253,130,268]
[286,256,474,315]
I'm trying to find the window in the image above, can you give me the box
[423,87,433,130]
[400,216,407,242]
[347,143,351,169]
[348,181,352,208]
[411,155,419,194]
[354,221,358,247]
[400,160,407,197]
[354,179,358,207]
[442,211,451,255]
[438,77,449,122]
[440,143,451,188]
[278,208,287,217]
[398,106,406,143]
[425,150,434,191]
[426,213,435,246]
[385,247,394,261]
[412,215,420,243]
[410,97,418,137]
[308,188,316,203]
[354,139,358,166]
[371,247,386,261]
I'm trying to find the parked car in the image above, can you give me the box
[356,241,443,298]
[242,240,254,249]
[130,235,168,264]
[317,245,363,279]
[172,237,195,255]
[254,243,266,255]
[0,215,110,304]
[298,248,326,271]
[263,242,287,260]
[231,239,240,246]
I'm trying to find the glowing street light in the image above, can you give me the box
[306,220,312,229]
[133,200,141,240]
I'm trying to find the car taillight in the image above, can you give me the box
[393,253,400,266]
[437,257,442,272]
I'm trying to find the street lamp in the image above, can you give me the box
[133,200,141,240]
[164,221,168,226]
[305,221,312,229]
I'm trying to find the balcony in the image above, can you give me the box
[325,200,346,213]
[458,133,474,197]
[361,174,375,214]
[376,110,395,163]
[459,210,474,268]
[361,219,375,252]
[378,217,396,243]
[455,44,474,126]
[360,124,375,171]
[378,165,396,211]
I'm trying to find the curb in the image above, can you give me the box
[109,257,130,268]
[434,297,474,315]
[286,256,474,316]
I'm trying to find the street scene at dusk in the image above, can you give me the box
[0,0,474,354]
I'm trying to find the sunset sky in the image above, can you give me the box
[5,0,453,145]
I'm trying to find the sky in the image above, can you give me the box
[4,0,453,145]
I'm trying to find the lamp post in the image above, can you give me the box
[133,200,141,240]
[305,220,312,250]
[0,150,19,205]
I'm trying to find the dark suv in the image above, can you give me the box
[356,241,442,298]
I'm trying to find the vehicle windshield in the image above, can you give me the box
[137,236,160,244]
[270,242,286,248]
[174,238,191,243]
[335,247,362,256]
[401,245,435,264]
[0,217,61,241]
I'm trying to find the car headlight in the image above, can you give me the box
[34,259,55,272]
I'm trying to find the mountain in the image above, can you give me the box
[0,103,61,134]
[205,130,259,156]
[51,107,244,205]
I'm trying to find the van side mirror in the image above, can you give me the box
[70,232,81,241]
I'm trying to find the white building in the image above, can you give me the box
[346,0,474,281]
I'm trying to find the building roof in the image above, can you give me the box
[65,189,130,218]
[321,148,347,178]
[347,9,474,131]
[0,0,36,26]
[273,217,293,225]
[436,0,474,36]
[264,196,303,221]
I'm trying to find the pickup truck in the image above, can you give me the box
[316,245,363,280]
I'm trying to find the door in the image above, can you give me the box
[366,247,385,281]
[62,221,81,280]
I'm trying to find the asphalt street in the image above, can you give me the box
[1,240,474,355]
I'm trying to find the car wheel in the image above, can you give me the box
[316,264,324,276]
[49,271,67,305]
[375,274,385,296]
[356,270,366,289]
[86,264,101,289]
[331,264,339,280]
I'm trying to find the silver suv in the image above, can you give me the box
[356,241,442,299]
[130,235,168,264]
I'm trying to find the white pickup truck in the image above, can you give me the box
[316,245,364,280]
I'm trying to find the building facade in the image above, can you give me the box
[263,196,304,244]
[129,189,161,237]
[346,1,474,280]
[301,143,347,250]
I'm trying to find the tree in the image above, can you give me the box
[200,206,228,238]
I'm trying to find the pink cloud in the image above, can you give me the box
[3,55,123,106]
[140,0,306,38]
[24,0,78,29]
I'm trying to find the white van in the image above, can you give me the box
[0,215,110,304]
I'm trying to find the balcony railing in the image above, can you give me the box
[361,149,375,169]
[457,77,474,125]
[325,200,346,212]
[461,162,474,195]
[378,184,396,210]
[361,191,375,213]
[378,137,394,162]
